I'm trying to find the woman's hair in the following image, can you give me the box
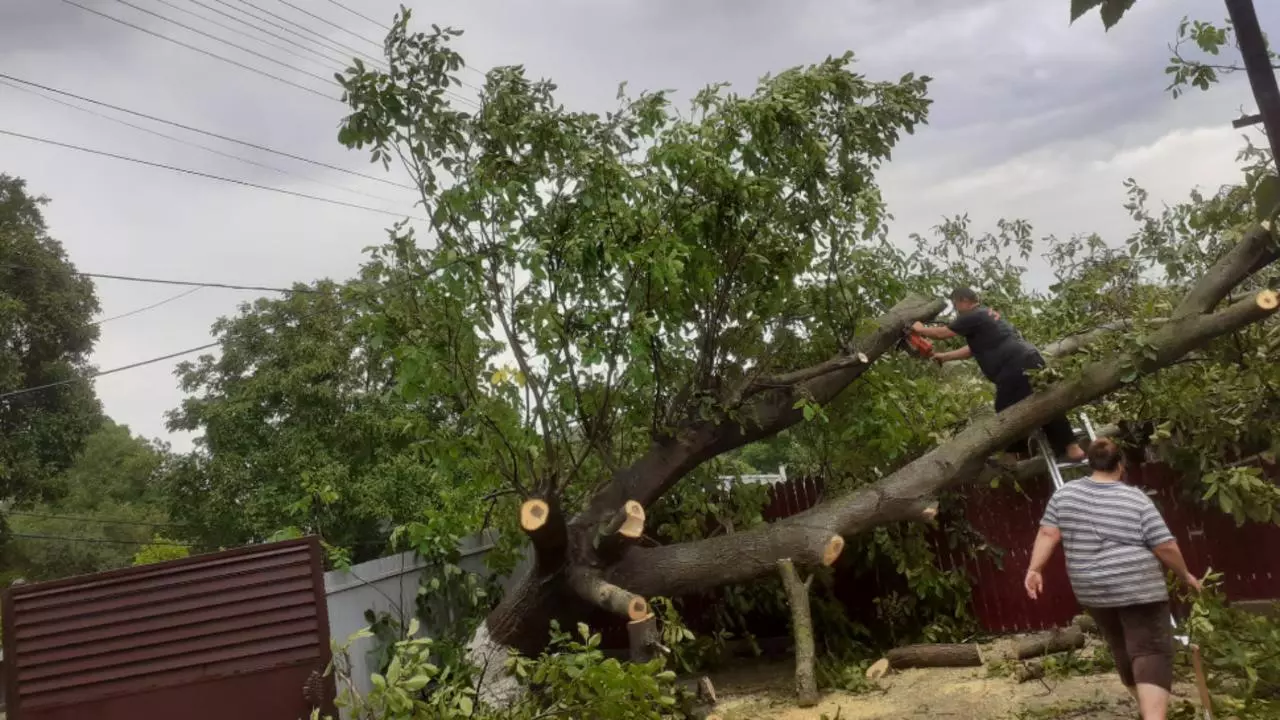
[1087,437,1124,472]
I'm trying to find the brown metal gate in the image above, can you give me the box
[1,536,334,720]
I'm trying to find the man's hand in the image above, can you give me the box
[1024,569,1044,600]
[911,321,926,333]
[931,355,945,367]
[1183,571,1204,594]
[988,308,1001,321]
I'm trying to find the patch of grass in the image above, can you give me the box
[1014,698,1111,719]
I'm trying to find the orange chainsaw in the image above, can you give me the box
[902,330,935,359]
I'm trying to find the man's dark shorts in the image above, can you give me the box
[1086,601,1174,690]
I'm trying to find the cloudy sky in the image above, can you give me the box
[1,0,1274,449]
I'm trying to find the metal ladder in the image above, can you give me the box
[1032,411,1096,490]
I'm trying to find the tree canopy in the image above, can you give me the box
[0,174,102,504]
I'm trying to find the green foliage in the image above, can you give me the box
[320,620,686,720]
[1180,573,1280,719]
[816,655,879,695]
[2,420,175,583]
[131,537,191,566]
[161,277,492,560]
[1069,0,1139,30]
[0,174,102,503]
[1163,16,1280,100]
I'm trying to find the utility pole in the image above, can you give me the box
[1223,0,1280,171]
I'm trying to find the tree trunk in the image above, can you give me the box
[627,614,660,663]
[472,225,1277,700]
[886,643,983,669]
[777,559,819,708]
[1014,626,1085,660]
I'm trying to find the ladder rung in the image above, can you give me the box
[1056,460,1088,471]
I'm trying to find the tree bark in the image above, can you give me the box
[1014,626,1085,660]
[480,225,1278,662]
[885,643,983,669]
[777,559,819,708]
[626,614,660,663]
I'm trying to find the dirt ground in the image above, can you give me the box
[710,642,1197,720]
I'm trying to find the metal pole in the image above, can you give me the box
[1224,0,1280,170]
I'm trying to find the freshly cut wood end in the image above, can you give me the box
[921,503,939,521]
[1257,290,1279,311]
[865,657,891,680]
[619,500,646,538]
[696,676,717,705]
[627,597,650,621]
[822,535,845,566]
[520,499,549,532]
[856,352,869,364]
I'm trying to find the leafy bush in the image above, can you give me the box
[316,620,689,720]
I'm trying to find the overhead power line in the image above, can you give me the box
[0,341,221,402]
[0,129,421,220]
[104,0,340,88]
[272,0,383,50]
[236,0,384,68]
[61,0,335,101]
[0,73,415,190]
[10,533,192,546]
[0,79,408,206]
[95,286,203,325]
[149,0,338,73]
[188,0,350,68]
[0,263,322,294]
[5,510,189,529]
[323,0,389,31]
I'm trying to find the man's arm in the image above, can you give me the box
[1152,540,1203,592]
[1140,498,1202,591]
[911,322,957,340]
[934,346,973,364]
[1025,524,1061,600]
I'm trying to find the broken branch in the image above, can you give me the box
[567,567,649,621]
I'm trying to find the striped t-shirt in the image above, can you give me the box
[1040,477,1175,608]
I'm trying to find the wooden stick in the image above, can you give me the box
[1190,644,1214,720]
[1014,626,1085,659]
[886,643,982,669]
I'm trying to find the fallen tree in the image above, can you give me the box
[326,11,1280,704]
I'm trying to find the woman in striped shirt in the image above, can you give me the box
[1025,438,1202,720]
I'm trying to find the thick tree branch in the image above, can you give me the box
[1174,224,1277,317]
[578,294,946,525]
[609,235,1278,595]
[566,566,649,620]
[520,497,568,569]
[1042,321,1165,358]
[743,352,870,396]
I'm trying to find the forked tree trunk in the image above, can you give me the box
[471,226,1278,706]
[777,559,819,707]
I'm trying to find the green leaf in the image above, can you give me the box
[1254,174,1280,220]
[1069,0,1105,23]
[1098,0,1138,29]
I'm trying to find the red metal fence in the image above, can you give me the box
[1,536,334,720]
[759,461,1280,633]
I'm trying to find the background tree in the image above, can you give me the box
[327,12,1278,689]
[0,419,172,582]
[0,174,102,504]
[162,268,493,562]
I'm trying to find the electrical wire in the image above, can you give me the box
[186,0,351,68]
[9,533,192,546]
[322,0,389,30]
[0,263,324,294]
[0,129,422,220]
[236,0,383,67]
[212,0,365,66]
[61,0,335,101]
[149,0,339,73]
[0,73,415,190]
[0,78,411,206]
[0,252,482,402]
[94,286,203,325]
[5,510,189,529]
[270,0,383,50]
[0,342,222,402]
[105,0,340,88]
